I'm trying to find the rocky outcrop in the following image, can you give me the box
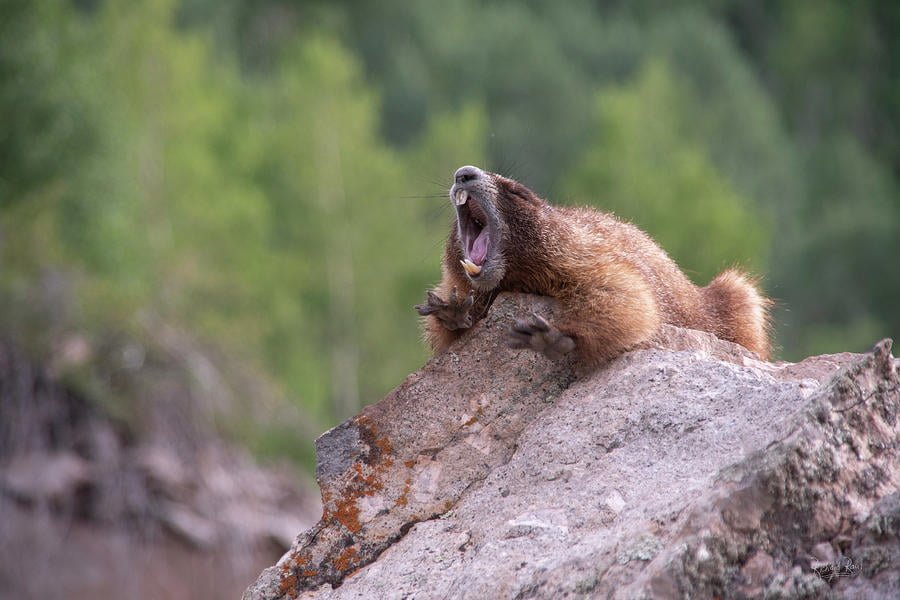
[0,336,321,599]
[245,293,899,600]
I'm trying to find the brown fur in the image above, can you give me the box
[422,170,772,364]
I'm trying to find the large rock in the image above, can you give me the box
[245,293,899,600]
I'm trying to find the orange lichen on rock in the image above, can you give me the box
[374,434,393,457]
[319,416,402,536]
[461,403,486,427]
[355,416,395,465]
[350,462,384,495]
[334,546,360,572]
[278,573,299,597]
[277,549,319,596]
[330,495,362,533]
[273,414,411,594]
[395,477,412,507]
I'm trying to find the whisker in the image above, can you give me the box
[425,177,450,190]
[406,172,451,193]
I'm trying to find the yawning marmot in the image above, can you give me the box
[416,165,771,364]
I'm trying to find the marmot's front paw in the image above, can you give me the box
[415,287,475,331]
[507,312,575,361]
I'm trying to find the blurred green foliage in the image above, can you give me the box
[1,0,897,469]
[563,60,769,283]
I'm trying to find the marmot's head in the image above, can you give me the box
[449,165,545,291]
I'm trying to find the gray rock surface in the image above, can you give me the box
[244,293,899,600]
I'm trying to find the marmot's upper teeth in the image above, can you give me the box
[460,259,482,276]
[454,189,468,206]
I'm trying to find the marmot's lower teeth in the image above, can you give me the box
[455,190,468,206]
[460,259,482,276]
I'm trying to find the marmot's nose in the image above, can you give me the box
[454,165,482,185]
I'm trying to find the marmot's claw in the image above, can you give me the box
[415,287,476,331]
[507,313,575,361]
[529,312,551,332]
[415,291,446,316]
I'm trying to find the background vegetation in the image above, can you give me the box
[2,0,897,471]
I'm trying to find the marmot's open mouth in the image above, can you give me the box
[454,189,490,277]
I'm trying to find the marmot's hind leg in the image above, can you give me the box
[703,269,772,360]
[509,264,661,366]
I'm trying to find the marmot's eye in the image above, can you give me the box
[473,217,484,228]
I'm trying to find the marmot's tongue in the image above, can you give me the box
[470,230,489,266]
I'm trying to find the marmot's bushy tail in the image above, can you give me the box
[702,269,772,360]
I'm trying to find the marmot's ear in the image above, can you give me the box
[503,178,543,206]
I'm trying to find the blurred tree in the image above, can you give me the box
[563,60,769,285]
[0,1,96,211]
[345,0,597,193]
[0,0,107,352]
[772,135,900,356]
[716,0,900,355]
[238,35,486,419]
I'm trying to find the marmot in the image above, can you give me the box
[416,165,772,365]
